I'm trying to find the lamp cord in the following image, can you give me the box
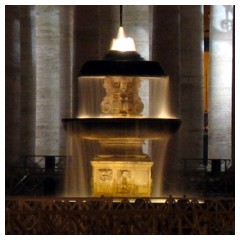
[120,5,123,27]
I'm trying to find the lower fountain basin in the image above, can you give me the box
[62,118,181,140]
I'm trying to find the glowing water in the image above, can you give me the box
[64,127,99,197]
[151,139,170,196]
[77,77,104,118]
[149,76,173,196]
[149,77,175,118]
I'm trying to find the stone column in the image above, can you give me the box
[179,6,204,162]
[73,6,101,117]
[152,6,181,118]
[98,6,119,58]
[65,6,119,196]
[208,6,233,161]
[123,6,151,116]
[35,6,73,155]
[123,6,151,156]
[5,6,21,168]
[152,6,204,195]
[20,6,36,156]
[152,6,181,196]
[73,6,118,117]
[123,5,150,60]
[59,6,74,154]
[35,6,60,155]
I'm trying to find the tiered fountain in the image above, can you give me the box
[63,27,181,197]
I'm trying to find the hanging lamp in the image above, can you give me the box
[79,6,166,78]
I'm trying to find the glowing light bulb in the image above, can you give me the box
[110,27,136,52]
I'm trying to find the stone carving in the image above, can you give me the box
[117,170,131,193]
[91,161,153,197]
[101,77,144,116]
[97,169,112,182]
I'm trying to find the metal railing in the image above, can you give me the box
[165,158,234,197]
[17,155,68,173]
[6,156,234,197]
[181,158,232,172]
[5,196,235,234]
[6,155,69,196]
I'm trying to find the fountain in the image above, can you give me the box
[63,27,181,197]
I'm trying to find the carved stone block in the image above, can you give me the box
[91,161,153,197]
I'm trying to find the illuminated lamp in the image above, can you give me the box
[79,26,166,78]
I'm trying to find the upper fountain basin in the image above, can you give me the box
[62,118,181,140]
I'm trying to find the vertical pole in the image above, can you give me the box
[120,5,123,27]
[231,6,235,169]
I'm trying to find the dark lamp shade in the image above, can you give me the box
[78,50,166,77]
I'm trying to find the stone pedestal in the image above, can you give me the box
[91,161,153,197]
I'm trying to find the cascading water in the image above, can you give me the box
[63,27,181,197]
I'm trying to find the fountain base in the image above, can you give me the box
[91,160,153,197]
[62,118,181,197]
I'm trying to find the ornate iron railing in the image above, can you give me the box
[5,196,235,234]
[6,155,68,195]
[5,156,234,197]
[168,158,234,197]
[181,158,232,172]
